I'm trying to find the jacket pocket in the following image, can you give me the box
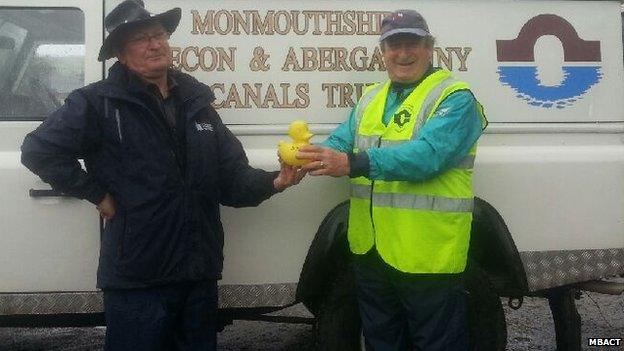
[115,200,187,281]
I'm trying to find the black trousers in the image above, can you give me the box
[103,280,218,351]
[353,250,468,351]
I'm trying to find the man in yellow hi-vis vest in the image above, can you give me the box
[298,9,487,351]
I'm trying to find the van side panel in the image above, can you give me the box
[476,130,624,291]
[0,1,621,318]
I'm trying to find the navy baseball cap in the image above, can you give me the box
[380,10,431,42]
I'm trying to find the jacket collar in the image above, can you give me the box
[97,62,214,111]
[390,64,438,92]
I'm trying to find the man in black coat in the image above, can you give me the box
[20,1,304,350]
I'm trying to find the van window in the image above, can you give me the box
[0,8,84,120]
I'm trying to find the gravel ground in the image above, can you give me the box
[0,292,622,350]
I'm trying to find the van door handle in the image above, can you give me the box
[29,189,71,198]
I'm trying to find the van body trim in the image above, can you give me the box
[1,246,624,313]
[0,283,297,315]
[9,122,624,135]
[520,248,624,292]
[223,122,624,136]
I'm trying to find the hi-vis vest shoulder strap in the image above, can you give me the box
[347,69,486,274]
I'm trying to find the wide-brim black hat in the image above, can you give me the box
[98,0,181,61]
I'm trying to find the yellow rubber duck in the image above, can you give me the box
[278,120,314,166]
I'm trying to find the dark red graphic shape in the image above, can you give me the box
[497,14,601,62]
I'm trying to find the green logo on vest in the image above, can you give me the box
[393,109,412,129]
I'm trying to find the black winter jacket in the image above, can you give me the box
[21,63,279,289]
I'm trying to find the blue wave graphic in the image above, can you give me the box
[497,66,602,108]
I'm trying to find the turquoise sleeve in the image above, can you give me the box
[320,108,356,153]
[366,90,483,182]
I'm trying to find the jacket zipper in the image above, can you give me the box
[122,99,186,183]
[157,102,185,178]
[103,91,206,185]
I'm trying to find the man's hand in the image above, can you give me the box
[297,145,350,177]
[273,163,307,192]
[97,193,116,219]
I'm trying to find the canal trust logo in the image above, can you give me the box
[393,109,412,130]
[496,14,602,109]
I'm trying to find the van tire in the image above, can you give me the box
[314,264,361,351]
[466,262,508,351]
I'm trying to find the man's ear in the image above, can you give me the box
[112,36,127,63]
[116,46,127,64]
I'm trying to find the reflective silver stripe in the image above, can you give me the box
[356,141,474,169]
[351,184,474,213]
[351,183,372,199]
[353,84,385,150]
[360,141,473,170]
[356,135,379,150]
[379,140,406,148]
[412,76,459,138]
[355,83,385,127]
[456,155,475,169]
[373,193,474,213]
[357,136,407,150]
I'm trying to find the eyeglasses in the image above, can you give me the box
[126,31,171,47]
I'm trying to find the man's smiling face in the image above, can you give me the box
[382,34,433,84]
[117,22,172,80]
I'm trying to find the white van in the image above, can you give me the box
[1,0,622,349]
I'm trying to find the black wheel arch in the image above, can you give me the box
[296,200,350,315]
[297,196,529,314]
[469,196,529,296]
